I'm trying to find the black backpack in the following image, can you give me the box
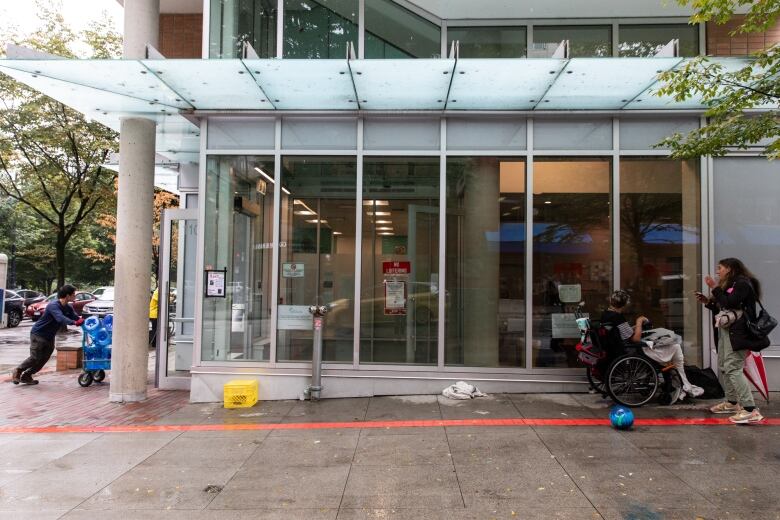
[684,365,725,399]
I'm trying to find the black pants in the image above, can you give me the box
[149,318,158,347]
[17,334,55,375]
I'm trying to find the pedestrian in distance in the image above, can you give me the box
[149,285,159,347]
[10,284,84,385]
[696,257,767,424]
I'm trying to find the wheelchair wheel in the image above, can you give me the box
[586,366,607,397]
[78,372,94,387]
[607,355,659,407]
[93,370,106,383]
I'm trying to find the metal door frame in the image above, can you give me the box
[157,208,198,390]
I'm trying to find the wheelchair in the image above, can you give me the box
[575,315,683,407]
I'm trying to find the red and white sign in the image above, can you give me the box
[383,261,411,315]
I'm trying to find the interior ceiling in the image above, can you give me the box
[404,0,699,20]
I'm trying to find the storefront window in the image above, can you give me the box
[620,158,702,365]
[365,0,441,58]
[447,27,526,58]
[446,158,526,367]
[360,158,439,364]
[531,25,612,57]
[277,157,357,362]
[202,156,275,362]
[619,24,699,57]
[209,0,277,58]
[283,0,358,58]
[532,158,612,368]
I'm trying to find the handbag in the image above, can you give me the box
[744,285,778,339]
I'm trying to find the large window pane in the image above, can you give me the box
[365,0,441,58]
[447,27,526,58]
[361,158,439,364]
[531,25,612,57]
[621,158,702,365]
[283,0,358,58]
[209,0,277,58]
[619,24,699,57]
[532,158,612,368]
[277,157,357,362]
[202,156,275,361]
[446,158,526,367]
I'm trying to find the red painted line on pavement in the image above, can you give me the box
[0,416,778,434]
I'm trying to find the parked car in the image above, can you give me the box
[2,290,24,328]
[81,288,115,318]
[15,289,46,309]
[26,291,95,321]
[91,286,111,299]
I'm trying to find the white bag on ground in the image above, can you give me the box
[442,381,487,400]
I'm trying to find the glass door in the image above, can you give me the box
[157,208,198,390]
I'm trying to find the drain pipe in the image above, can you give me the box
[305,305,329,400]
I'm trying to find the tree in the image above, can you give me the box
[0,1,121,288]
[656,0,780,159]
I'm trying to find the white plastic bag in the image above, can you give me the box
[442,381,487,400]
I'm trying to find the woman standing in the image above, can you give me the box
[697,258,768,424]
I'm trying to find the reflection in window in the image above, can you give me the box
[277,157,357,362]
[620,158,701,365]
[446,158,526,367]
[202,156,275,362]
[447,27,526,58]
[531,25,612,57]
[361,158,439,364]
[209,0,277,58]
[283,0,358,58]
[532,158,612,368]
[619,24,699,57]
[365,0,441,58]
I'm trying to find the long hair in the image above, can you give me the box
[717,257,761,298]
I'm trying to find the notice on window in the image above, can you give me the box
[282,262,305,278]
[205,270,226,297]
[551,312,584,339]
[384,281,406,316]
[278,305,313,330]
[557,284,582,303]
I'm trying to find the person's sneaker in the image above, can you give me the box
[10,368,21,385]
[729,409,764,424]
[19,373,39,385]
[710,401,741,414]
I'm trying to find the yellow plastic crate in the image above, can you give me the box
[223,379,259,408]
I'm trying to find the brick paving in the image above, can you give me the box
[0,369,189,428]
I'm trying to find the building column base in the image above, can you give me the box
[109,391,148,403]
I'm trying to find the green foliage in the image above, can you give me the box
[0,0,121,288]
[658,1,780,159]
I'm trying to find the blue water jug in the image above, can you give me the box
[95,328,112,347]
[102,314,113,333]
[83,316,101,335]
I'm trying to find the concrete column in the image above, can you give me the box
[123,0,160,58]
[110,119,157,402]
[110,0,159,402]
[463,158,500,366]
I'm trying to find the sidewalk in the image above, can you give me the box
[0,368,778,519]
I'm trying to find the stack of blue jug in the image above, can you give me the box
[82,315,113,366]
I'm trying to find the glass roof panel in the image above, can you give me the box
[540,57,683,109]
[349,59,455,110]
[245,59,355,110]
[624,57,755,109]
[0,65,179,130]
[448,59,565,110]
[0,59,189,110]
[144,59,270,110]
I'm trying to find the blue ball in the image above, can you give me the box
[609,406,634,430]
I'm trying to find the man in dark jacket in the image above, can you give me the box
[11,284,84,385]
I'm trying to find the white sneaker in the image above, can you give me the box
[729,409,764,424]
[710,401,741,414]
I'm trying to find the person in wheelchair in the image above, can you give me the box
[602,290,702,399]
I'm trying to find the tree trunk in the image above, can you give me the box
[56,232,66,289]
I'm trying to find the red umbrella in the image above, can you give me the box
[743,351,769,402]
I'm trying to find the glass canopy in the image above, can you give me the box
[0,56,766,159]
